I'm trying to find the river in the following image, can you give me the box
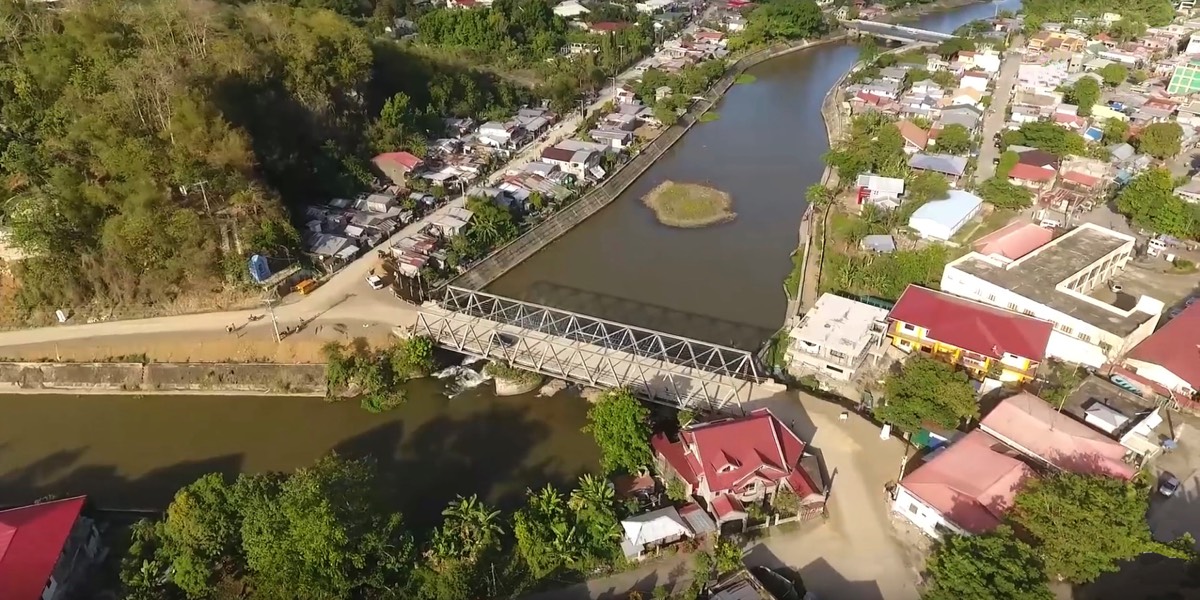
[0,0,1020,522]
[489,0,1023,350]
[0,380,599,528]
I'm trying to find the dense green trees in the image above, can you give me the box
[821,245,949,300]
[1066,77,1100,116]
[1001,122,1085,156]
[1137,122,1184,159]
[977,178,1033,210]
[1115,168,1197,238]
[825,113,909,181]
[1099,63,1129,87]
[924,526,1053,600]
[877,355,977,431]
[733,0,828,49]
[1102,118,1129,144]
[933,124,972,155]
[0,0,526,321]
[121,454,416,600]
[418,0,566,65]
[584,388,654,475]
[1011,473,1189,584]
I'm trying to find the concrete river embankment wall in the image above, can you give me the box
[448,35,847,292]
[0,362,327,395]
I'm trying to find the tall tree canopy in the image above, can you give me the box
[1066,77,1100,116]
[1001,122,1085,156]
[583,388,653,474]
[734,0,828,49]
[121,454,416,599]
[1137,122,1184,159]
[1115,168,1198,239]
[1011,473,1187,584]
[0,0,526,321]
[924,526,1053,600]
[877,355,977,431]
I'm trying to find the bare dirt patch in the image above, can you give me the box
[641,180,736,228]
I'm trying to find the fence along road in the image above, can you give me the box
[447,35,847,292]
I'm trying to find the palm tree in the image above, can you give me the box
[439,494,503,563]
[569,474,615,515]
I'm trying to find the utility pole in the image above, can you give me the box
[263,295,281,343]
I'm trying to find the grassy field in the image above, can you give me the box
[642,181,736,228]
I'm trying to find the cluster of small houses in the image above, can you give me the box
[785,217,1200,537]
[848,12,1200,245]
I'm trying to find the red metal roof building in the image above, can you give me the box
[652,409,824,527]
[894,429,1035,536]
[0,496,99,600]
[1007,162,1057,189]
[888,285,1054,382]
[371,151,425,185]
[979,392,1136,480]
[1122,302,1200,401]
[972,220,1054,261]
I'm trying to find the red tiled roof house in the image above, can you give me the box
[0,496,104,600]
[887,285,1054,382]
[1007,162,1057,194]
[1120,302,1200,402]
[652,409,824,528]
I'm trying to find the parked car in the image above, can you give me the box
[366,275,386,290]
[1159,474,1181,497]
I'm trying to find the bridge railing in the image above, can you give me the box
[437,286,766,383]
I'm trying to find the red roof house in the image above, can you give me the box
[1062,170,1101,189]
[888,285,1054,382]
[590,21,632,33]
[972,220,1053,261]
[894,429,1035,535]
[652,408,824,526]
[0,496,101,600]
[979,393,1136,480]
[1008,162,1057,190]
[1122,302,1200,399]
[372,151,425,185]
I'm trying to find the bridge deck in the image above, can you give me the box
[416,287,767,409]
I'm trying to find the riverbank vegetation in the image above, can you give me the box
[0,0,531,324]
[729,0,829,51]
[483,360,542,387]
[322,336,436,412]
[118,452,696,600]
[584,388,654,475]
[642,181,736,228]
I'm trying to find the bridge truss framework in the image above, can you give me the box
[415,286,766,410]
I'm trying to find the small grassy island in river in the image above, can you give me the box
[642,181,736,228]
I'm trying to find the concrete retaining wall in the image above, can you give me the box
[448,35,847,291]
[0,362,326,395]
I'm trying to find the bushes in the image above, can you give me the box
[821,245,949,301]
[483,360,541,386]
[322,336,438,413]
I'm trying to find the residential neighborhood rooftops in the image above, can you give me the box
[0,496,87,600]
[791,293,888,356]
[980,393,1136,480]
[890,285,1054,361]
[901,430,1034,534]
[1126,302,1200,392]
[948,224,1152,336]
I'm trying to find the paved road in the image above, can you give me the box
[973,39,1022,183]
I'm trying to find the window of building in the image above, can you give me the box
[908,503,919,515]
[1059,324,1073,335]
[900,322,918,334]
[1007,302,1019,311]
[987,293,996,302]
[829,349,849,360]
[1099,341,1113,353]
[1023,309,1034,316]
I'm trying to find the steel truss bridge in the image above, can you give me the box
[415,287,768,410]
[844,20,956,44]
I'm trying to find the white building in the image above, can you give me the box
[553,0,590,18]
[907,190,982,241]
[941,223,1163,368]
[786,294,888,381]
